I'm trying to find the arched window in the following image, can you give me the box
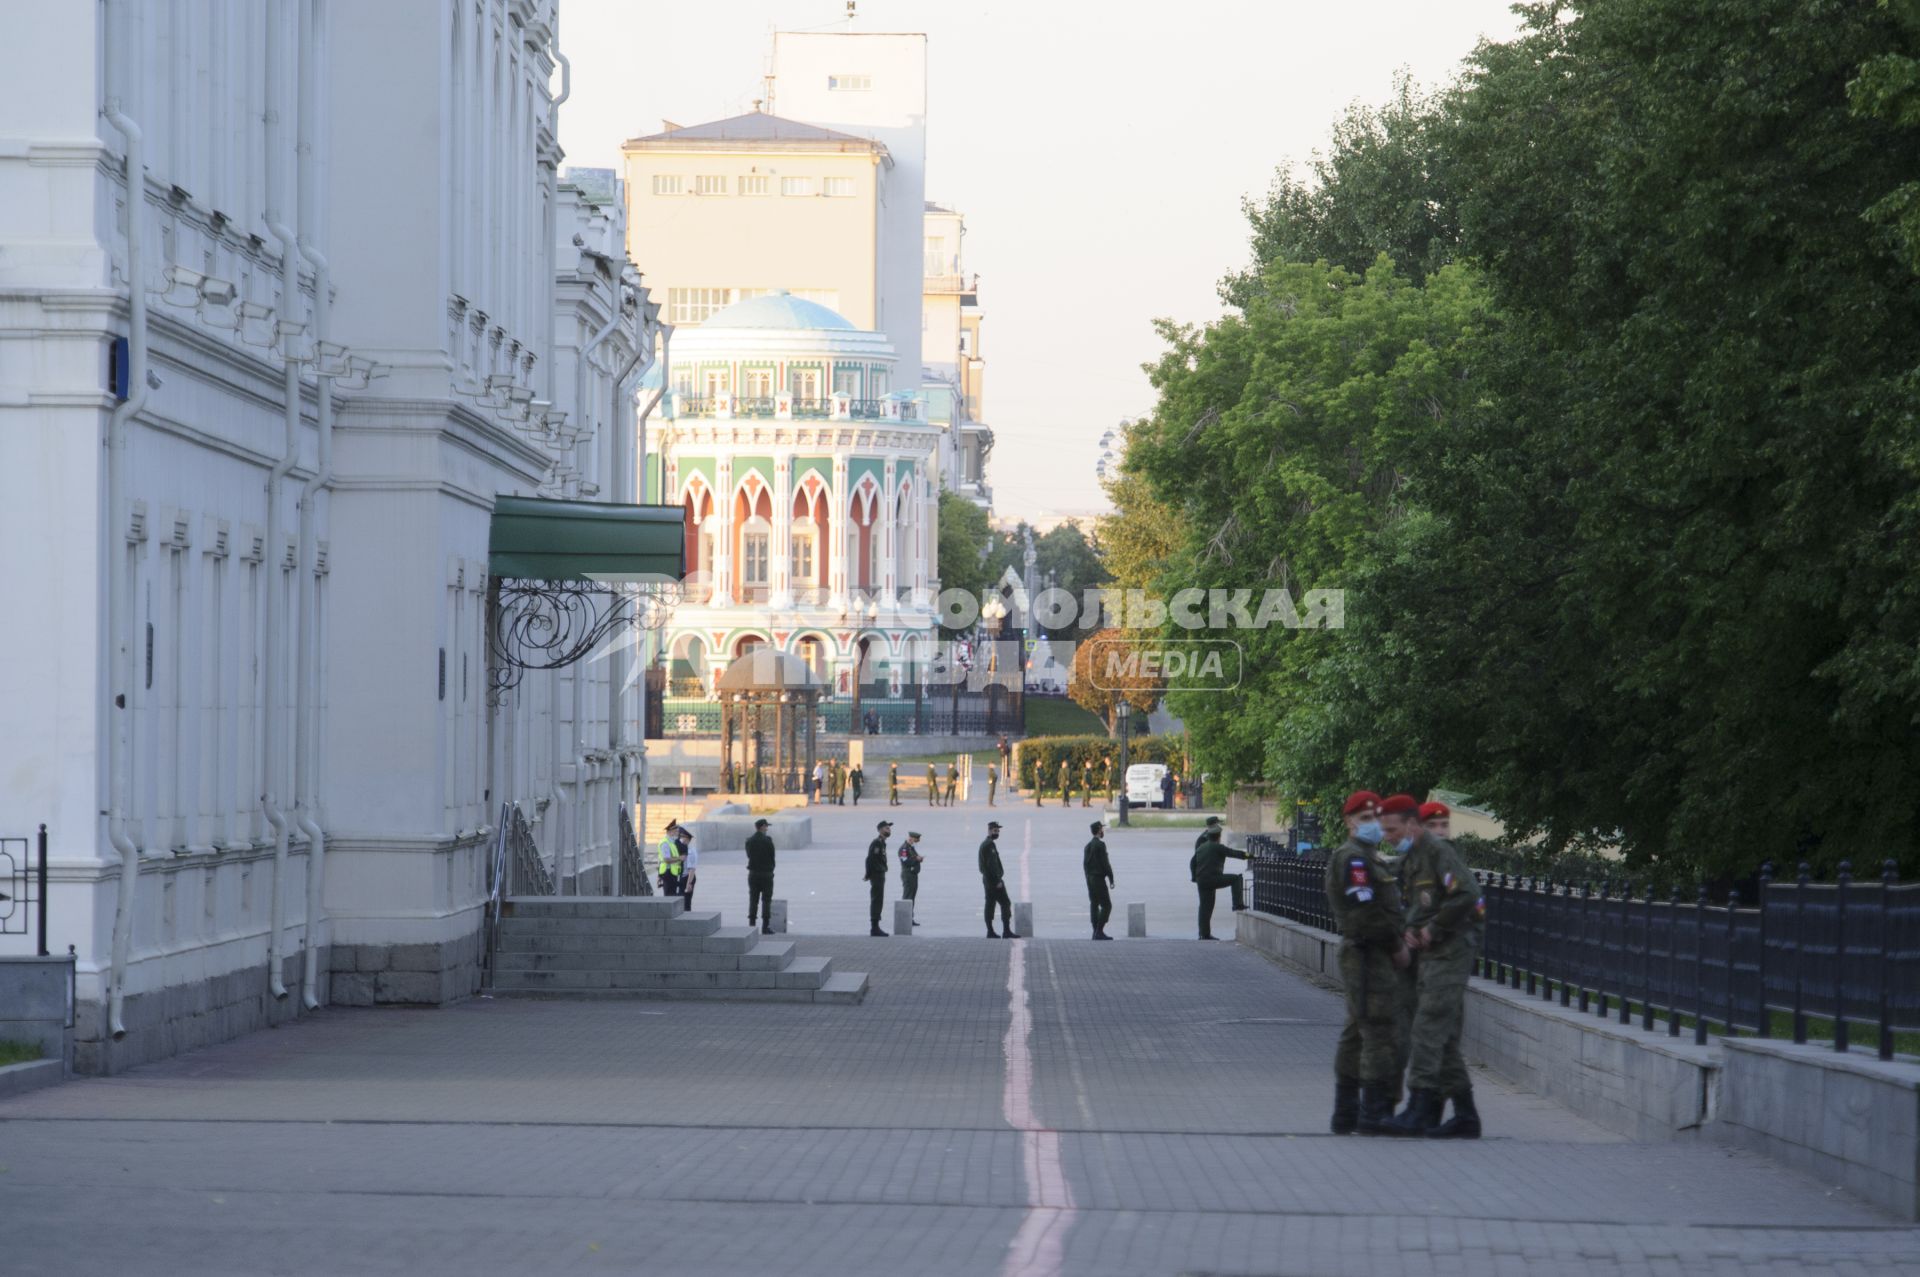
[741,516,771,596]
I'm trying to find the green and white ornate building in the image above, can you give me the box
[658,292,940,720]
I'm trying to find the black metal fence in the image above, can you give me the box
[0,824,50,956]
[1246,840,1919,1060]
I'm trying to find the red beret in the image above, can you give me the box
[1419,801,1450,821]
[1341,790,1382,816]
[1380,794,1420,817]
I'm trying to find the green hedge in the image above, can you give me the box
[1013,734,1187,791]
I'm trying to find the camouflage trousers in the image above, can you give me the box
[1407,931,1480,1097]
[1334,943,1401,1087]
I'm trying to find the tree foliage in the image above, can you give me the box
[1067,627,1162,730]
[935,488,993,598]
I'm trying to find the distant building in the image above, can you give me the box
[922,201,992,507]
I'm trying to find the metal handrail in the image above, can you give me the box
[618,805,653,896]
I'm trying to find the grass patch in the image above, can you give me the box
[0,1040,43,1066]
[1023,699,1107,737]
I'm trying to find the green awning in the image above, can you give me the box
[488,496,685,582]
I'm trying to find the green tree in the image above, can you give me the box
[935,488,993,597]
[1222,71,1459,308]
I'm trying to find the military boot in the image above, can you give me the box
[1428,1088,1481,1139]
[1330,1081,1360,1135]
[1354,1085,1397,1136]
[1381,1088,1443,1137]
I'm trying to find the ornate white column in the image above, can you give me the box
[770,451,793,609]
[916,469,935,606]
[711,455,735,608]
[881,457,898,604]
[829,453,849,610]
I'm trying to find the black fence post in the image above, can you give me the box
[36,821,49,952]
[1834,861,1851,1054]
[1667,884,1681,1038]
[1694,884,1710,1046]
[1879,859,1897,1063]
[1597,880,1614,1019]
[1642,882,1655,1031]
[1756,863,1772,1039]
[1620,880,1634,1026]
[1793,862,1809,1045]
[1524,877,1538,995]
[1578,882,1593,1013]
[1726,888,1739,1036]
[1559,882,1573,1007]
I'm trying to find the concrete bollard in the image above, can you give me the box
[892,900,914,936]
[1014,902,1033,936]
[770,900,789,934]
[1127,903,1147,937]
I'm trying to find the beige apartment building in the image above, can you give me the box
[621,112,890,330]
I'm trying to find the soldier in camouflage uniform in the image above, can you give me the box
[1379,793,1485,1138]
[1324,791,1412,1135]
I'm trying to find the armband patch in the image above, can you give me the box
[1347,859,1370,888]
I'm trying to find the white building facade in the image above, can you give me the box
[0,0,665,1072]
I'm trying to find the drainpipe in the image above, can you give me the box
[294,0,332,1009]
[630,323,670,853]
[262,0,302,1002]
[102,0,149,1041]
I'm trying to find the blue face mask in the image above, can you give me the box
[1354,820,1384,845]
[1395,835,1415,853]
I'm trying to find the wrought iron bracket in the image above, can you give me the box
[488,576,680,702]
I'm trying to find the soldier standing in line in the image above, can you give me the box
[978,820,1018,938]
[1059,758,1074,808]
[1080,758,1094,807]
[1324,791,1412,1136]
[888,761,901,806]
[987,762,998,806]
[1103,754,1115,806]
[899,830,925,915]
[1379,793,1486,1139]
[926,762,939,806]
[864,820,892,937]
[1188,823,1248,940]
[1084,819,1115,940]
[997,735,1012,791]
[744,818,776,935]
[849,763,864,805]
[944,761,959,807]
[1033,758,1045,806]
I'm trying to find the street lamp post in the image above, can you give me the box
[1116,699,1132,827]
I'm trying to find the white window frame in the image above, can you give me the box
[742,519,772,588]
[823,176,855,198]
[827,73,872,91]
[790,526,817,583]
[694,174,728,196]
[743,368,774,397]
[739,174,770,196]
[788,367,821,400]
[781,176,816,198]
[652,174,683,196]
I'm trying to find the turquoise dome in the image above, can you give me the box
[702,290,856,331]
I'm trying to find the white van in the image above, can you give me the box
[1124,763,1167,806]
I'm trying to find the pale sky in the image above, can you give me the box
[556,0,1524,519]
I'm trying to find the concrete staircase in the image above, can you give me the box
[489,898,867,1004]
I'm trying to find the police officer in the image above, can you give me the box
[888,762,901,806]
[899,830,925,913]
[1189,823,1248,940]
[1419,800,1450,839]
[978,820,1017,938]
[657,820,684,896]
[944,761,959,807]
[1084,820,1115,940]
[1325,791,1412,1136]
[744,817,776,935]
[676,825,698,912]
[864,820,892,937]
[1379,793,1485,1138]
[987,763,998,806]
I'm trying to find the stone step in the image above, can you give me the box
[494,932,691,954]
[815,972,869,1004]
[502,897,683,920]
[495,915,689,938]
[493,949,788,974]
[699,926,758,955]
[493,968,793,993]
[738,940,796,970]
[773,955,834,989]
[491,986,844,1004]
[667,911,722,938]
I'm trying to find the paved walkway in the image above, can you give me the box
[688,793,1220,938]
[3,932,1915,1274]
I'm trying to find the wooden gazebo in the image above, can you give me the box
[717,649,824,795]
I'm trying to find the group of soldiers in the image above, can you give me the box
[1325,791,1485,1140]
[811,759,865,805]
[1033,755,1115,808]
[861,818,1020,936]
